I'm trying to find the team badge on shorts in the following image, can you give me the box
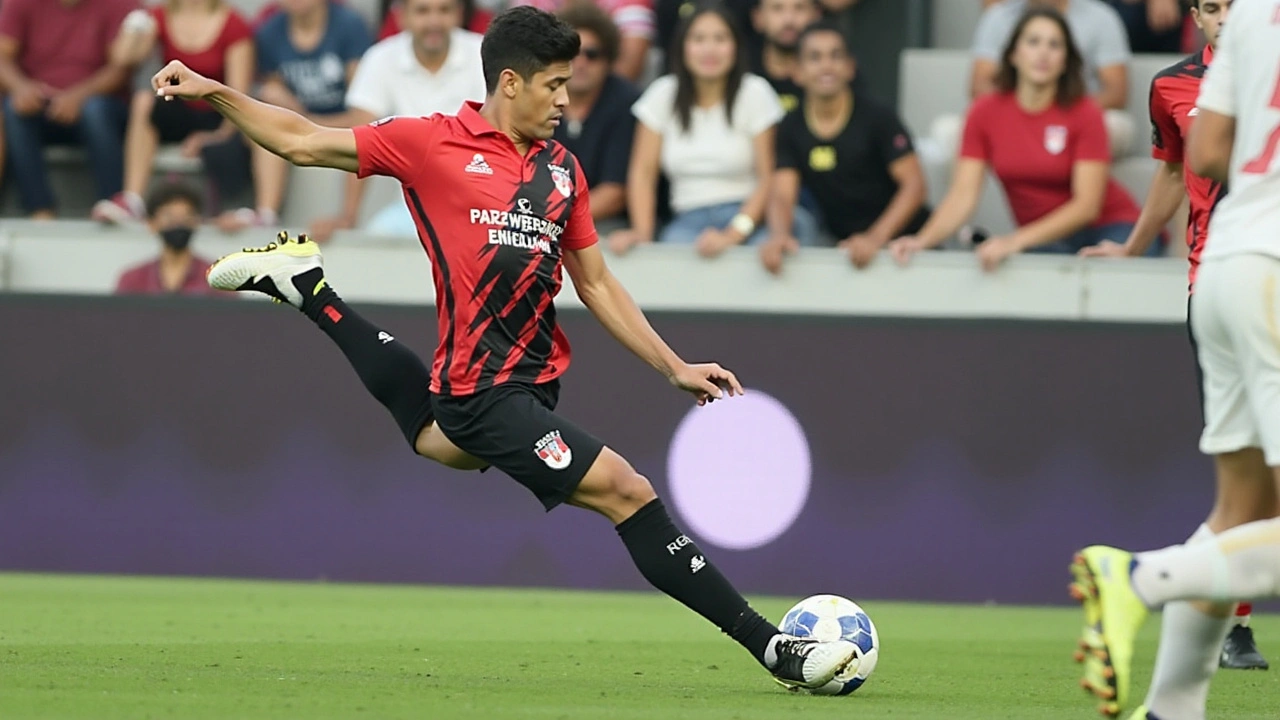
[534,430,573,470]
[549,164,573,198]
[1044,125,1067,155]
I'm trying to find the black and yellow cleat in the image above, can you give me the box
[207,231,324,308]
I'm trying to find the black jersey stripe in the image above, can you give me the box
[407,188,457,395]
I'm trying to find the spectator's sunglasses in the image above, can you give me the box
[578,47,604,61]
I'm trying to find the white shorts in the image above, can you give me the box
[1191,254,1280,465]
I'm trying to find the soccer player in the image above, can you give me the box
[149,5,858,692]
[1078,0,1269,674]
[1069,1,1280,718]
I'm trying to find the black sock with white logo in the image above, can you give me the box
[292,268,434,445]
[616,498,780,667]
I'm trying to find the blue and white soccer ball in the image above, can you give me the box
[779,594,879,695]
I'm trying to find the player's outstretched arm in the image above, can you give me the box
[563,244,743,406]
[152,60,358,173]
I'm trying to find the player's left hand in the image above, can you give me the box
[671,362,744,406]
[975,234,1019,272]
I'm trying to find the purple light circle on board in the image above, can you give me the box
[666,389,811,550]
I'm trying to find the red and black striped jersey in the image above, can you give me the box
[353,102,598,396]
[1149,45,1225,289]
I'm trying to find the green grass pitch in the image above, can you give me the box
[1,573,1276,719]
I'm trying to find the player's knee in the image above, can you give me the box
[613,471,657,510]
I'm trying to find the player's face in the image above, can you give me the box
[1011,18,1068,89]
[568,29,609,95]
[1193,0,1231,49]
[796,31,854,99]
[683,13,737,82]
[753,0,819,52]
[516,62,571,140]
[403,0,463,56]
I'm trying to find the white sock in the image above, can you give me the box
[1131,517,1280,606]
[1146,525,1233,720]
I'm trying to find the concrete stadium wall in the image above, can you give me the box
[0,296,1220,605]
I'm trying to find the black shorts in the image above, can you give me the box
[1188,293,1206,422]
[430,380,605,511]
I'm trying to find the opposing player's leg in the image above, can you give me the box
[206,232,485,470]
[428,384,857,690]
[1073,256,1280,718]
[1221,602,1269,670]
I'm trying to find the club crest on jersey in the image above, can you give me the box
[534,430,572,470]
[549,164,572,198]
[465,153,494,175]
[1044,125,1068,155]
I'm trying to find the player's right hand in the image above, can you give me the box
[152,61,218,103]
[1078,240,1128,258]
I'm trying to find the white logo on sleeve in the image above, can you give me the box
[690,555,706,574]
[465,153,493,175]
[377,331,394,344]
[666,535,691,554]
[534,429,572,469]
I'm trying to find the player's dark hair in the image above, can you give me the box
[994,7,1086,107]
[481,6,581,94]
[796,18,849,57]
[557,2,621,66]
[145,181,203,219]
[669,2,748,133]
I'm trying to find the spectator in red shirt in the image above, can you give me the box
[115,181,222,297]
[93,0,255,225]
[0,0,138,219]
[889,6,1144,272]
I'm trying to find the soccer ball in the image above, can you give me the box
[778,594,879,695]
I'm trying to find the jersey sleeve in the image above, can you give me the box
[1148,78,1183,163]
[874,106,916,166]
[222,10,253,47]
[561,156,598,251]
[1198,24,1236,117]
[774,114,801,171]
[352,115,435,182]
[736,75,785,136]
[1073,99,1112,163]
[344,45,390,116]
[958,98,992,161]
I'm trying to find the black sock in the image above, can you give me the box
[616,498,779,667]
[293,268,433,445]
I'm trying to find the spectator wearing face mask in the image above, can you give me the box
[115,181,223,296]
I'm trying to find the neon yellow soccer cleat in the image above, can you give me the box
[1069,545,1151,717]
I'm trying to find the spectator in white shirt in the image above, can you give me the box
[610,3,794,257]
[308,0,486,240]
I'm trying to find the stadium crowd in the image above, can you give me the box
[0,0,1210,294]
